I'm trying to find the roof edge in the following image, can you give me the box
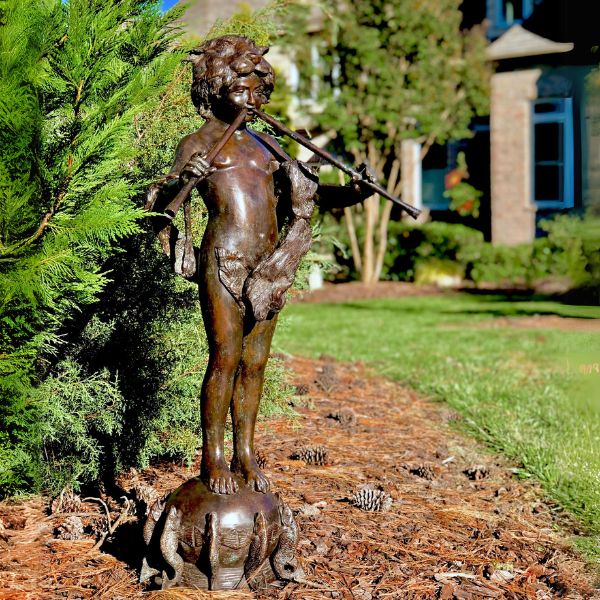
[486,25,574,61]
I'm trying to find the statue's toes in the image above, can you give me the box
[209,477,238,495]
[227,478,239,495]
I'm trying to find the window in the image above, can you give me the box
[421,144,450,210]
[489,0,536,35]
[532,98,574,209]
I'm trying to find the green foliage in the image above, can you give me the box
[465,242,537,286]
[540,215,600,290]
[300,0,490,155]
[371,216,600,297]
[382,221,484,281]
[203,1,290,47]
[35,360,125,493]
[463,216,600,293]
[0,0,304,497]
[289,0,490,282]
[0,356,125,497]
[0,0,186,495]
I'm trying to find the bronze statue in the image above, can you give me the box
[141,35,417,590]
[147,35,377,497]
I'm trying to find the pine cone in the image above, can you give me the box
[410,463,438,480]
[51,486,82,514]
[314,363,337,393]
[350,486,392,512]
[327,407,357,427]
[55,515,84,540]
[290,445,330,465]
[464,464,489,480]
[293,383,310,396]
[255,449,268,469]
[89,515,109,538]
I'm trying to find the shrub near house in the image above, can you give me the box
[381,216,600,299]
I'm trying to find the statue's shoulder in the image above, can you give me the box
[252,129,279,147]
[251,129,290,163]
[174,126,212,160]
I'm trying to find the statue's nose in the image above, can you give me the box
[245,92,261,109]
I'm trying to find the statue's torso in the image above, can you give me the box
[191,123,280,266]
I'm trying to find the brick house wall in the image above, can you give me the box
[586,84,600,216]
[490,70,540,245]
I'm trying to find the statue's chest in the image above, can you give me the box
[211,133,278,175]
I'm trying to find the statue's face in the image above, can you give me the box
[216,73,269,122]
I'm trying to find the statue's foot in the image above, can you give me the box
[231,455,270,493]
[201,460,238,495]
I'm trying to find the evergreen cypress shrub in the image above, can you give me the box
[0,0,185,495]
[1,2,296,496]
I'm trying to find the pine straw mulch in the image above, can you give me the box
[1,355,598,599]
[291,282,444,304]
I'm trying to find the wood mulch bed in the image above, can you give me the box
[291,282,445,304]
[0,355,598,599]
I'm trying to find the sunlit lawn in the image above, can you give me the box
[273,292,600,555]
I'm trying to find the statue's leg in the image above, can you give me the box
[199,261,245,495]
[230,315,278,493]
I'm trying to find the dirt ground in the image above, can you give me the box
[1,353,598,600]
[291,282,445,304]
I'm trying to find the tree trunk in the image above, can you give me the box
[339,171,362,275]
[344,143,404,285]
[373,158,403,281]
[361,194,376,283]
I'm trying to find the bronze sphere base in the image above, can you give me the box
[140,476,303,591]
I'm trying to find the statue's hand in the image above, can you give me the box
[144,174,179,212]
[144,182,162,212]
[351,162,378,199]
[180,153,215,185]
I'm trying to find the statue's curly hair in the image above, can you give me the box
[187,35,275,118]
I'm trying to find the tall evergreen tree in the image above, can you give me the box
[0,0,184,494]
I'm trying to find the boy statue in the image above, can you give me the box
[147,35,372,497]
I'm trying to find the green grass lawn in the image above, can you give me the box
[273,292,600,555]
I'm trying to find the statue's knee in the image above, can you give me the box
[241,352,268,375]
[211,348,242,375]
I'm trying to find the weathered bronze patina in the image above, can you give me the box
[140,477,302,590]
[142,35,381,590]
